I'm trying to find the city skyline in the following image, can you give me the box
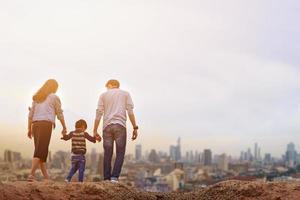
[1,137,298,161]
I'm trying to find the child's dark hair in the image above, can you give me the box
[75,119,87,129]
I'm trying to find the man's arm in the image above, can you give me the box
[126,93,138,140]
[128,113,137,128]
[128,113,138,140]
[93,119,101,135]
[93,94,104,141]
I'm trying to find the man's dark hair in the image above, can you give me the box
[75,119,87,129]
[105,79,120,88]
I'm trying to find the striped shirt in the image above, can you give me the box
[62,130,96,155]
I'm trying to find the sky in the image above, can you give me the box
[0,0,300,158]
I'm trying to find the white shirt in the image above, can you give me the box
[96,88,134,130]
[28,93,64,123]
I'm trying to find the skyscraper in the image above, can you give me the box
[254,143,258,161]
[169,137,182,161]
[203,149,212,166]
[218,154,228,171]
[170,145,177,161]
[4,150,12,163]
[286,142,297,167]
[176,137,182,161]
[246,148,253,161]
[135,144,142,161]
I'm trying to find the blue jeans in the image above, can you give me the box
[66,154,85,182]
[103,124,127,180]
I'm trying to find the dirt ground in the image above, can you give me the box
[1,180,300,200]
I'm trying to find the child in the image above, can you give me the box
[61,119,96,182]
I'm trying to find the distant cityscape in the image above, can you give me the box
[1,138,300,192]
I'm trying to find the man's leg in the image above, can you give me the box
[78,156,86,182]
[103,126,114,180]
[111,125,127,180]
[66,157,79,182]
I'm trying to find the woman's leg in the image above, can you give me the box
[30,157,41,177]
[40,161,49,179]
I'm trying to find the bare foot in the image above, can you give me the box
[27,175,35,182]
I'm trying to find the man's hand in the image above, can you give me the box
[27,130,32,139]
[94,132,102,142]
[132,129,138,140]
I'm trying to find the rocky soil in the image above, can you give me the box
[1,180,300,200]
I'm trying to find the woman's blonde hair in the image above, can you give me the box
[33,79,58,103]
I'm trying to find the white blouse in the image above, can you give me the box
[28,93,64,123]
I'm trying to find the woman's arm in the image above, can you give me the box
[27,104,35,139]
[59,117,67,135]
[53,95,67,135]
[27,118,33,139]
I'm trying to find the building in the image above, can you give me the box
[264,153,272,164]
[170,145,177,161]
[135,144,142,161]
[254,143,258,161]
[218,153,228,171]
[169,138,182,161]
[203,149,212,166]
[285,142,297,168]
[148,149,160,163]
[176,138,182,161]
[4,150,21,163]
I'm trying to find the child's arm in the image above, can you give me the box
[84,132,96,143]
[61,132,73,141]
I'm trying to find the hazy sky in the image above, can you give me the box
[0,0,300,158]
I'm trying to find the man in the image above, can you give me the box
[93,79,138,182]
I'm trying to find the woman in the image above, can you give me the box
[27,79,67,181]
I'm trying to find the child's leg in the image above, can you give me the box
[78,156,86,182]
[66,159,79,182]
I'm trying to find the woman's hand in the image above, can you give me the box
[27,130,32,139]
[61,128,67,135]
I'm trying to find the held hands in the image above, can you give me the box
[94,132,102,142]
[61,127,67,136]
